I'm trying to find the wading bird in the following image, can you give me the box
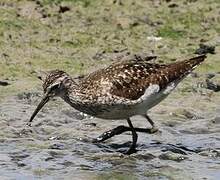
[28,54,206,154]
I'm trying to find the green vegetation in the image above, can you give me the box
[0,0,219,99]
[41,0,94,7]
[157,25,186,39]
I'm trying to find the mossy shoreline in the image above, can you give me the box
[0,0,219,99]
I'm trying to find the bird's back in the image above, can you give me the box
[79,55,206,101]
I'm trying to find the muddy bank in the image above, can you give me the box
[0,87,219,179]
[1,0,220,98]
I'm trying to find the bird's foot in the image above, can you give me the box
[92,131,113,143]
[149,126,159,134]
[92,137,102,143]
[92,126,129,143]
[124,146,137,155]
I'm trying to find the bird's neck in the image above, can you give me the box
[64,78,80,94]
[61,78,84,105]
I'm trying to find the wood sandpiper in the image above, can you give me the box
[28,54,207,154]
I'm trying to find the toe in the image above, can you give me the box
[150,127,159,133]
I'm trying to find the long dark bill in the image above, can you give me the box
[27,95,50,126]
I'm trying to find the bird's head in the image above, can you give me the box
[41,70,70,97]
[28,70,72,126]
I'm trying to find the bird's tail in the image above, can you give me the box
[159,54,207,87]
[169,54,207,74]
[182,54,207,70]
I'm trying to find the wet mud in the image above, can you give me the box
[0,89,219,179]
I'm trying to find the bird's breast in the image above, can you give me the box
[63,82,178,120]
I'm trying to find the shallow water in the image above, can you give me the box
[0,91,220,180]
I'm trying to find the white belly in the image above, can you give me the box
[95,83,177,119]
[67,83,178,120]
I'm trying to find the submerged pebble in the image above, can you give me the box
[159,152,188,162]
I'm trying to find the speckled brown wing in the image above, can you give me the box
[110,55,206,100]
[79,58,161,96]
[80,55,206,100]
[108,61,165,100]
[80,55,157,87]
